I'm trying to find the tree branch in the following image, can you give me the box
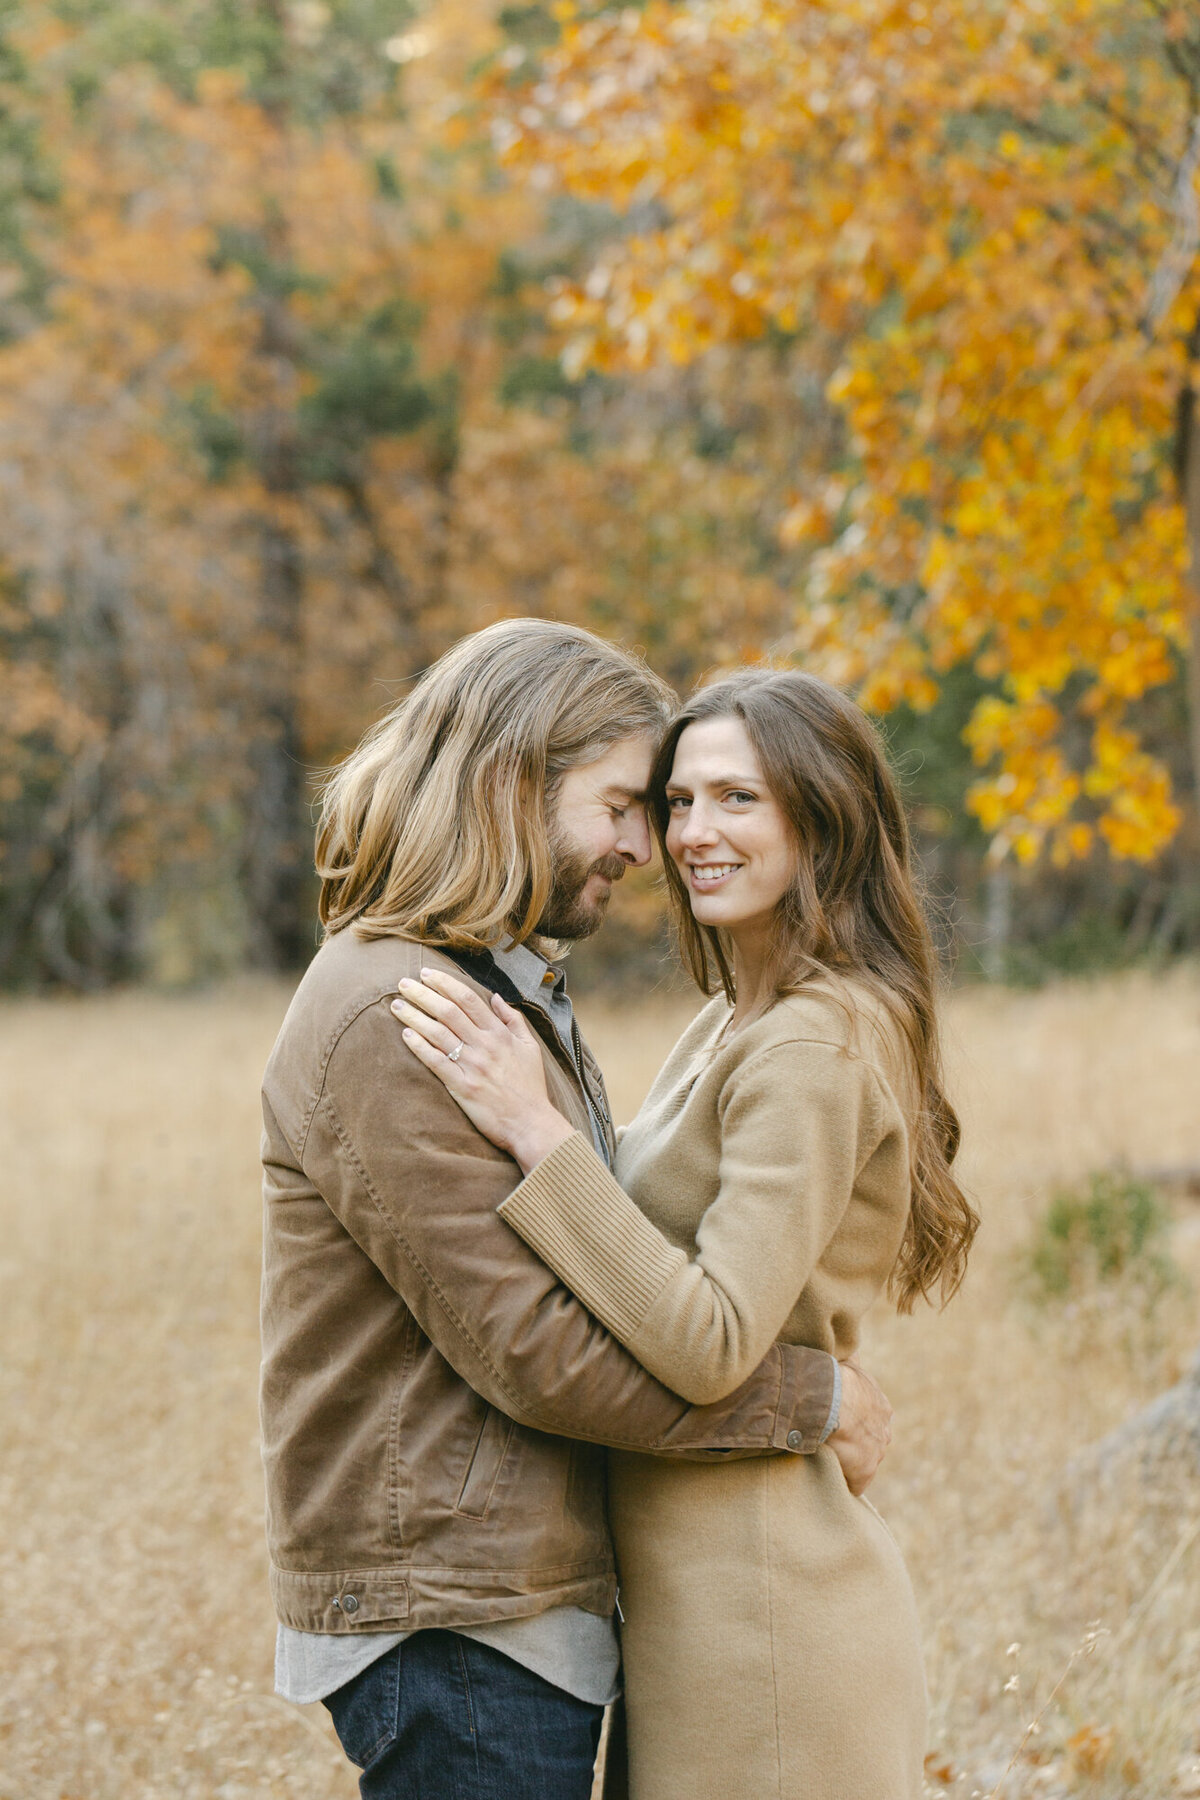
[1141,113,1200,338]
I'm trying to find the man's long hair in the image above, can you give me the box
[316,619,673,949]
[651,667,979,1312]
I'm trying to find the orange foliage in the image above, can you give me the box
[502,0,1200,861]
[0,0,830,974]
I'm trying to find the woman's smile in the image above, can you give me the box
[687,861,745,891]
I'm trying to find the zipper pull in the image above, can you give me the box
[615,1589,625,1624]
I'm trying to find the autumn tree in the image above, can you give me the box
[499,0,1200,871]
[13,0,1200,984]
[0,0,865,983]
[0,0,489,979]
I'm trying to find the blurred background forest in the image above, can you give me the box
[2,0,1200,989]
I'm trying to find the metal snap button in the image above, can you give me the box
[342,1594,359,1615]
[786,1430,802,1450]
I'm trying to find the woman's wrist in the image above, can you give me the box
[506,1106,577,1176]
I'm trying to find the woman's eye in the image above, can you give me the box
[667,795,690,811]
[726,790,756,805]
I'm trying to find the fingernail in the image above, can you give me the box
[390,1000,404,1014]
[402,1028,414,1041]
[420,967,435,980]
[398,978,414,991]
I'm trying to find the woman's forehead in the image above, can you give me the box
[669,716,762,782]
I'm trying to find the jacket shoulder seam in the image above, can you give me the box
[296,989,403,1159]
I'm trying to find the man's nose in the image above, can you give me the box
[616,810,654,867]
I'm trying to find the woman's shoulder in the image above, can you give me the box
[742,977,913,1089]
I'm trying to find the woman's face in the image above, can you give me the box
[664,717,795,942]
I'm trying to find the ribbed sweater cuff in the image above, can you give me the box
[498,1131,678,1343]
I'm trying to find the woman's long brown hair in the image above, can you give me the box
[652,668,978,1311]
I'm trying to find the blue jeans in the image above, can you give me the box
[323,1630,605,1799]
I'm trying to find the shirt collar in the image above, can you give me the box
[490,937,568,1009]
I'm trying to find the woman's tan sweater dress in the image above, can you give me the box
[498,981,928,1800]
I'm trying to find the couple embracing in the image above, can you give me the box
[260,619,977,1800]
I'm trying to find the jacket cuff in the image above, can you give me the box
[771,1345,838,1454]
[819,1357,843,1443]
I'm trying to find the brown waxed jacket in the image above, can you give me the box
[260,927,837,1636]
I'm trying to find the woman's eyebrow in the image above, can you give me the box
[674,772,760,788]
[664,772,760,794]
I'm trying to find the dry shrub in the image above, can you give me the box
[1019,1171,1181,1308]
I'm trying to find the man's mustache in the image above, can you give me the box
[589,856,627,884]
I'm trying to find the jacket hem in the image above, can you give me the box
[270,1560,617,1635]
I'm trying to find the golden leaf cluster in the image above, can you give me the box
[500,0,1200,861]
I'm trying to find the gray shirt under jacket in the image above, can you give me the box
[275,938,621,1708]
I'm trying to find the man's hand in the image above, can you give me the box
[826,1358,892,1496]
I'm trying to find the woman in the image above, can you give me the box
[393,669,977,1800]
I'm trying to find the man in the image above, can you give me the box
[260,619,892,1798]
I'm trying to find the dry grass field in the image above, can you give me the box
[1,967,1199,1799]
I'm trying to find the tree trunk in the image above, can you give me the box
[1182,386,1200,821]
[244,501,310,970]
[242,278,314,972]
[233,9,321,972]
[982,860,1012,982]
[1171,366,1200,1406]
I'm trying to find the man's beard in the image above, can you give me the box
[536,829,627,941]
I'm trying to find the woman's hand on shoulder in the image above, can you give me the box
[391,968,575,1173]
